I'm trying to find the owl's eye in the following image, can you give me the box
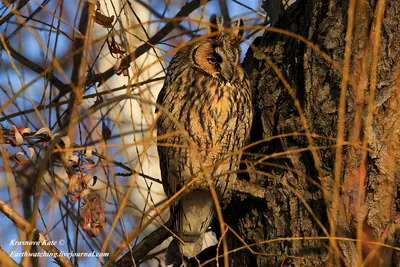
[207,57,217,64]
[207,54,221,65]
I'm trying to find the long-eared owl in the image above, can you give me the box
[156,15,253,264]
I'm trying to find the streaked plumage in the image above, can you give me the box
[156,16,252,264]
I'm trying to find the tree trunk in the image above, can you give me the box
[224,0,400,266]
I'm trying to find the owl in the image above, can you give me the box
[156,15,252,265]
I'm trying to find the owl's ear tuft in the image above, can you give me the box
[232,19,244,41]
[209,14,224,36]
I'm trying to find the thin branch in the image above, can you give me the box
[91,0,212,87]
[134,0,195,35]
[0,200,74,267]
[0,42,71,93]
[111,220,173,267]
[0,246,19,267]
[5,0,51,41]
[218,0,231,23]
[90,150,162,185]
[0,0,29,27]
[60,1,91,130]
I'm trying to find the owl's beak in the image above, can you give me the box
[220,61,234,82]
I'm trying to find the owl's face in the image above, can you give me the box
[188,18,244,84]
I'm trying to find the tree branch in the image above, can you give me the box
[0,200,74,267]
[0,246,19,267]
[112,220,172,267]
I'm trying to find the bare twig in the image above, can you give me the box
[90,150,163,185]
[111,220,173,267]
[0,0,29,27]
[0,42,71,93]
[60,1,92,130]
[5,0,51,41]
[91,0,212,87]
[218,0,231,24]
[0,200,74,267]
[0,246,19,267]
[135,0,194,36]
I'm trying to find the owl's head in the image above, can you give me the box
[189,15,244,83]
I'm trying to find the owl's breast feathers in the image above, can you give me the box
[157,63,252,197]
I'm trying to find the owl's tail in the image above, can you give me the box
[166,190,215,265]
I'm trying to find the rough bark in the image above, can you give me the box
[222,0,400,266]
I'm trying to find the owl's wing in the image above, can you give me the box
[156,84,169,193]
[156,85,182,258]
[155,83,179,198]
